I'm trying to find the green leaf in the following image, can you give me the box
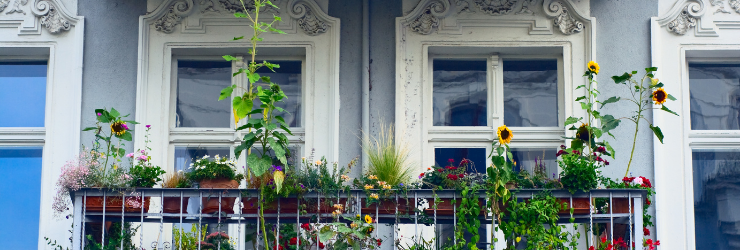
[119,131,133,141]
[654,82,664,88]
[268,27,287,34]
[600,115,621,134]
[318,226,335,242]
[247,154,272,177]
[667,94,677,101]
[223,55,239,61]
[109,108,120,118]
[564,117,580,126]
[645,67,658,73]
[612,73,631,84]
[234,12,247,18]
[603,140,615,158]
[247,72,261,84]
[117,148,126,157]
[650,124,664,144]
[232,36,244,41]
[219,85,235,101]
[574,96,587,102]
[661,105,679,116]
[235,97,253,118]
[260,76,271,83]
[600,96,621,108]
[580,102,592,110]
[268,137,287,164]
[273,14,282,22]
[82,127,98,131]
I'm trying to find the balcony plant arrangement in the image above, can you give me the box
[419,158,486,216]
[187,154,244,214]
[496,191,579,250]
[242,163,304,215]
[160,171,192,216]
[299,156,353,214]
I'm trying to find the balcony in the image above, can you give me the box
[69,188,646,250]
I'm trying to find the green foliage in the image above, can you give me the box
[128,164,165,188]
[600,176,656,228]
[186,155,244,183]
[84,223,139,250]
[447,185,482,250]
[316,214,382,250]
[499,192,575,250]
[514,158,562,189]
[420,158,482,190]
[162,171,193,188]
[558,150,601,194]
[173,224,208,250]
[362,123,413,187]
[301,157,353,197]
[83,108,139,188]
[486,140,515,240]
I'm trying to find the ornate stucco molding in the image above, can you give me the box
[31,0,77,34]
[0,0,10,13]
[401,0,450,35]
[668,6,698,35]
[542,0,587,35]
[730,0,740,13]
[7,0,28,14]
[149,0,194,34]
[473,0,516,15]
[656,0,716,37]
[288,0,331,36]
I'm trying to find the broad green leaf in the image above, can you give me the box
[279,125,293,135]
[247,72,261,84]
[661,105,679,116]
[564,117,580,126]
[318,226,335,242]
[600,115,621,134]
[119,131,133,141]
[611,73,631,84]
[236,97,253,118]
[234,12,247,18]
[82,127,98,131]
[233,68,245,77]
[650,124,664,144]
[654,82,664,88]
[260,76,271,83]
[219,85,235,101]
[223,55,239,61]
[247,154,272,177]
[232,36,244,41]
[94,109,110,123]
[268,138,287,164]
[109,108,120,118]
[667,94,677,101]
[273,15,282,22]
[117,148,126,157]
[603,140,615,158]
[580,102,592,110]
[122,120,139,125]
[645,67,658,73]
[600,96,621,107]
[574,96,587,102]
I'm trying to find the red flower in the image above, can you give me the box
[319,242,325,249]
[419,173,425,179]
[641,177,652,188]
[436,169,444,173]
[289,237,298,246]
[615,237,627,248]
[460,159,470,165]
[376,239,382,247]
[604,160,610,165]
[274,245,284,250]
[447,174,458,181]
[597,146,606,153]
[458,173,465,178]
[655,240,660,246]
[589,246,595,250]
[605,243,613,250]
[572,150,581,155]
[601,235,607,243]
[556,150,569,157]
[644,227,650,236]
[301,223,311,231]
[646,198,651,206]
[448,158,454,163]
[445,166,458,171]
[622,177,635,183]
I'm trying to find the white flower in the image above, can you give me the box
[189,163,194,167]
[178,170,183,173]
[202,155,209,159]
[634,177,644,185]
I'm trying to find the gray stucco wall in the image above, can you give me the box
[329,0,364,176]
[78,0,146,152]
[369,0,401,138]
[591,0,659,236]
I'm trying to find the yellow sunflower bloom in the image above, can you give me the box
[587,61,599,74]
[497,125,513,145]
[110,120,127,136]
[653,88,668,105]
[364,215,372,224]
[576,123,590,142]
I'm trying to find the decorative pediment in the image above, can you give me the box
[143,0,332,36]
[400,0,590,36]
[0,0,79,35]
[656,0,740,37]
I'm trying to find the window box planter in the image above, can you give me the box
[162,196,189,216]
[425,198,487,216]
[362,198,411,215]
[199,179,239,214]
[83,196,150,214]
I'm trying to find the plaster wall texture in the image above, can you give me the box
[591,0,659,236]
[329,0,364,177]
[369,0,401,140]
[78,0,146,152]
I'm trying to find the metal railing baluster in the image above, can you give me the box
[101,190,106,249]
[159,190,165,249]
[628,192,633,249]
[218,191,222,250]
[198,191,202,250]
[609,192,613,241]
[140,190,144,250]
[179,190,184,250]
[121,192,125,250]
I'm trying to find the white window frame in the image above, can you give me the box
[167,55,307,171]
[425,54,566,168]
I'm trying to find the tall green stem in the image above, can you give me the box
[625,79,645,177]
[260,186,268,250]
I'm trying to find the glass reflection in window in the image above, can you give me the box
[176,61,232,128]
[433,60,487,126]
[509,148,558,178]
[250,61,302,127]
[503,60,558,127]
[689,64,740,130]
[692,149,740,249]
[0,62,47,127]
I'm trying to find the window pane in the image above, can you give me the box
[0,147,42,248]
[250,61,302,127]
[503,60,558,127]
[176,61,232,128]
[174,146,231,172]
[689,64,740,130]
[433,60,487,126]
[510,148,558,178]
[0,62,47,127]
[692,149,740,249]
[434,148,486,173]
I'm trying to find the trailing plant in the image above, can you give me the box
[608,68,678,176]
[498,192,572,250]
[126,125,165,188]
[600,175,656,230]
[316,214,382,250]
[419,158,480,190]
[447,185,482,250]
[186,155,244,183]
[557,145,608,194]
[84,222,139,250]
[486,125,516,246]
[362,123,413,187]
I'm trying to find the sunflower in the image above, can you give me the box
[576,123,590,141]
[653,88,668,105]
[497,125,513,145]
[364,215,372,224]
[110,120,127,136]
[587,61,600,74]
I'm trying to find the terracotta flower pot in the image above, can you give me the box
[362,198,411,215]
[199,178,239,214]
[557,198,590,215]
[84,196,151,214]
[306,198,348,214]
[162,197,190,214]
[611,198,635,214]
[424,198,487,216]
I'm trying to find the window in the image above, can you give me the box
[0,61,47,248]
[170,57,305,174]
[429,55,563,173]
[688,63,740,249]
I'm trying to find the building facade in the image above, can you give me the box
[1,0,739,249]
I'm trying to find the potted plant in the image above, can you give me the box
[419,158,486,216]
[242,163,304,215]
[298,157,353,214]
[187,155,244,214]
[496,192,578,249]
[161,171,191,215]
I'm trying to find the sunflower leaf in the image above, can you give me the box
[119,131,133,141]
[667,94,677,101]
[600,96,621,108]
[661,105,679,116]
[612,73,631,84]
[565,117,580,126]
[650,124,664,144]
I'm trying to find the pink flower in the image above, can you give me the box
[96,113,101,116]
[138,155,147,161]
[146,125,151,128]
[634,177,644,186]
[126,153,135,158]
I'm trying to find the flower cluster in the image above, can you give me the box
[52,151,97,216]
[187,155,243,183]
[588,236,628,250]
[419,158,482,189]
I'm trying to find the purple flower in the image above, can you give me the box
[146,125,151,128]
[399,183,404,186]
[121,124,129,130]
[300,184,305,189]
[96,113,102,116]
[126,153,135,158]
[271,165,283,172]
[560,145,566,149]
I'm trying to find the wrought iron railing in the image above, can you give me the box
[70,188,646,250]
